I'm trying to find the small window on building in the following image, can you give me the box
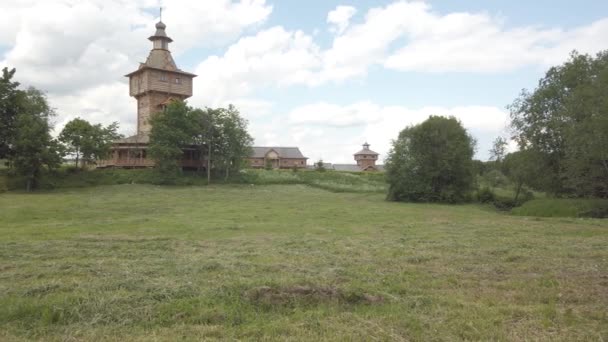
[175,77,181,84]
[160,73,167,82]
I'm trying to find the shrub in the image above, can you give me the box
[385,116,475,203]
[476,187,496,203]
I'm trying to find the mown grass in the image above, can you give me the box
[513,198,608,218]
[0,184,607,341]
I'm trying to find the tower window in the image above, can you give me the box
[160,73,167,82]
[175,77,181,84]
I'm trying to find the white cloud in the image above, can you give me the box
[193,0,608,100]
[49,82,135,136]
[193,26,321,105]
[0,0,272,135]
[327,5,357,35]
[273,101,510,163]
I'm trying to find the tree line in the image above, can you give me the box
[385,50,608,204]
[1,67,253,190]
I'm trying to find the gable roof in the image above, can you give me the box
[251,147,307,159]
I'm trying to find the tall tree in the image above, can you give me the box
[0,67,24,160]
[385,116,476,203]
[59,118,91,168]
[510,50,608,197]
[192,108,218,184]
[10,88,63,191]
[489,136,508,164]
[59,118,121,168]
[214,105,253,180]
[148,101,196,180]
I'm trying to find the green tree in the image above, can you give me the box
[489,136,508,164]
[385,116,476,203]
[503,150,543,201]
[214,105,253,180]
[193,108,219,184]
[60,118,121,168]
[0,67,25,161]
[148,101,196,181]
[9,88,63,191]
[315,159,325,172]
[510,50,608,197]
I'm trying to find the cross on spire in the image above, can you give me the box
[159,7,162,21]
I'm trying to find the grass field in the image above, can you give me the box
[1,184,607,341]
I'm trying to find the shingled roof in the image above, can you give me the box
[251,147,307,159]
[114,134,150,144]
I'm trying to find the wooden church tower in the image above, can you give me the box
[125,18,197,135]
[98,16,200,168]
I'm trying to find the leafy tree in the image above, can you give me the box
[213,105,253,180]
[59,118,90,168]
[489,136,508,164]
[503,150,544,201]
[509,50,608,197]
[9,88,63,191]
[315,159,325,172]
[191,108,216,183]
[149,101,253,183]
[149,101,196,181]
[0,67,24,161]
[385,116,476,203]
[59,118,121,168]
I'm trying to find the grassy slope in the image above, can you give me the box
[0,185,607,341]
[513,198,608,218]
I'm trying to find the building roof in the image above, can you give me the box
[149,21,173,42]
[354,147,379,156]
[125,20,197,78]
[114,134,150,144]
[251,147,307,159]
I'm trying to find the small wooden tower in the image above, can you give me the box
[354,142,379,171]
[125,19,197,135]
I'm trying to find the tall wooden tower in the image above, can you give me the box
[125,20,197,135]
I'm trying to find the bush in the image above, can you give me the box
[476,187,496,203]
[492,196,519,211]
[385,116,475,203]
[482,169,508,188]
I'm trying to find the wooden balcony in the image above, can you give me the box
[98,158,204,169]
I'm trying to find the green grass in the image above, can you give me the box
[3,168,388,194]
[513,198,608,218]
[0,184,607,341]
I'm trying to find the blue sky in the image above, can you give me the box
[1,0,607,163]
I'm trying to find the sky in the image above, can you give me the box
[1,0,607,163]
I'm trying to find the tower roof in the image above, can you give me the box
[354,142,379,156]
[148,21,173,42]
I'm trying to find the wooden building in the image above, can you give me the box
[322,143,383,172]
[99,19,198,168]
[247,147,308,169]
[99,18,309,170]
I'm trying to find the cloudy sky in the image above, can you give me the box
[1,0,607,163]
